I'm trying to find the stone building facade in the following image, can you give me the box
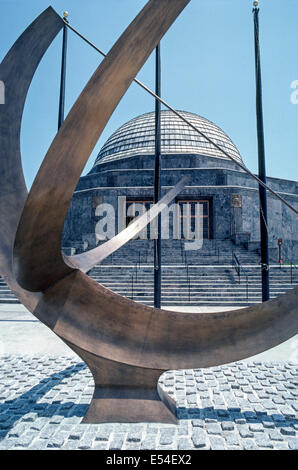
[62,110,298,262]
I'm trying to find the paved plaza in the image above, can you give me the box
[0,305,297,450]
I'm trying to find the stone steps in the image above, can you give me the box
[89,264,297,306]
[0,264,296,306]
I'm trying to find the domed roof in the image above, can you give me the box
[93,110,242,167]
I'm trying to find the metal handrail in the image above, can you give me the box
[181,241,191,301]
[135,263,138,283]
[232,252,249,301]
[280,256,298,284]
[131,274,134,301]
[185,263,191,302]
[290,262,297,284]
[232,252,241,283]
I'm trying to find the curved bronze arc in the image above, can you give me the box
[35,270,298,371]
[0,2,297,424]
[13,0,191,292]
[8,2,296,369]
[0,7,64,310]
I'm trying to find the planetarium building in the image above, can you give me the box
[63,110,298,263]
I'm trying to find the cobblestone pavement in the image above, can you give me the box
[0,355,297,450]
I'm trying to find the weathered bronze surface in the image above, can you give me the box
[0,1,297,424]
[13,0,191,292]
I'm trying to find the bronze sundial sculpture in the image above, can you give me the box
[0,0,297,424]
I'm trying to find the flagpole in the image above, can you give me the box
[58,11,69,130]
[253,1,270,302]
[154,43,162,309]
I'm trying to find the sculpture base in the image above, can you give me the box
[64,340,178,424]
[82,384,177,424]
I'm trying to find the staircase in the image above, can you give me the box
[98,239,262,266]
[1,239,296,307]
[88,264,297,307]
[0,277,20,304]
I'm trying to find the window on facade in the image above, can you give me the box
[125,199,211,240]
[178,200,210,239]
[126,200,153,239]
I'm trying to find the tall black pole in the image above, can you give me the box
[58,12,69,130]
[154,43,162,308]
[253,2,270,302]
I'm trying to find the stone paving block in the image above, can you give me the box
[253,404,267,415]
[178,423,189,436]
[271,413,286,422]
[234,417,246,425]
[287,438,298,450]
[224,432,240,446]
[261,417,275,429]
[46,435,66,448]
[141,437,157,450]
[68,431,85,440]
[21,412,37,423]
[109,433,125,450]
[177,438,193,450]
[280,427,296,436]
[271,442,289,450]
[48,415,64,425]
[0,438,18,450]
[278,406,296,418]
[146,426,159,435]
[14,431,36,448]
[126,432,142,443]
[28,438,49,450]
[192,428,208,448]
[255,434,274,448]
[77,435,94,450]
[249,423,264,433]
[191,419,204,428]
[94,432,110,442]
[221,421,234,431]
[216,409,229,417]
[209,436,226,450]
[268,429,283,441]
[1,356,298,450]
[187,395,198,405]
[62,440,81,450]
[238,425,254,439]
[206,422,221,435]
[159,428,176,446]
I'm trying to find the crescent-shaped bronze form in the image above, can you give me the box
[0,0,297,424]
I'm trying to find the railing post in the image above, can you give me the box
[186,263,190,302]
[131,274,134,301]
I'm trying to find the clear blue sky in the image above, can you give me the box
[0,0,297,187]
